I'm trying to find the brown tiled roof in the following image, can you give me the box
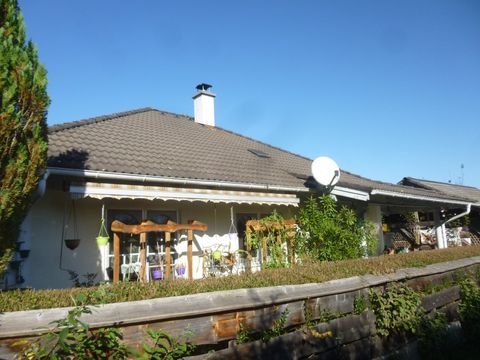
[47,108,469,204]
[48,108,312,189]
[400,177,480,205]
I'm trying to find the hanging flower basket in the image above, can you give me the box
[96,236,110,246]
[65,238,80,250]
[96,218,110,246]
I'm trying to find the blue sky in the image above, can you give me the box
[19,0,480,187]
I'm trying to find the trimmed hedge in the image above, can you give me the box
[1,247,480,312]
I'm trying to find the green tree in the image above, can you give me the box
[296,195,377,261]
[0,0,49,273]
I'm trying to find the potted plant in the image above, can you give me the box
[151,255,163,280]
[19,249,30,258]
[96,218,110,246]
[176,263,186,276]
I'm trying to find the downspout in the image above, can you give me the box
[35,170,50,199]
[436,203,471,249]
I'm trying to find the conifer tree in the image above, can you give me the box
[0,0,49,273]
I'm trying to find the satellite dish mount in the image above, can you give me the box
[311,156,341,193]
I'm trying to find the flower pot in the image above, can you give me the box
[19,249,30,259]
[64,238,80,250]
[176,267,186,276]
[10,260,21,271]
[152,269,163,280]
[96,236,110,246]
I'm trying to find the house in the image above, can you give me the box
[6,84,474,289]
[399,177,480,246]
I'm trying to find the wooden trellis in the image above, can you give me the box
[245,218,297,268]
[111,219,207,283]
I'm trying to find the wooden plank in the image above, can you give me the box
[165,232,171,279]
[111,220,207,234]
[188,229,193,280]
[421,286,460,312]
[113,232,120,283]
[139,232,146,283]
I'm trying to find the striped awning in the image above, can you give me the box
[69,182,299,206]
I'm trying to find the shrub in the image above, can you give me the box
[417,311,448,359]
[369,283,422,337]
[296,196,377,261]
[459,278,480,347]
[1,246,480,312]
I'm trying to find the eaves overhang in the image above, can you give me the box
[370,189,471,206]
[47,167,309,193]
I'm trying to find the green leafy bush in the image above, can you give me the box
[459,278,480,347]
[296,196,377,261]
[417,311,448,359]
[369,283,421,337]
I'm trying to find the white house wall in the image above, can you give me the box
[19,188,296,289]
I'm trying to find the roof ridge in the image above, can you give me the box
[48,107,158,133]
[405,176,480,190]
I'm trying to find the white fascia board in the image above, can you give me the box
[331,186,370,201]
[370,189,471,206]
[48,167,309,193]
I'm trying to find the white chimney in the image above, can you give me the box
[193,83,215,126]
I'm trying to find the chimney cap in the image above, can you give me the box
[196,83,212,91]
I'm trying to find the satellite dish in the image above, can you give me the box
[311,156,341,187]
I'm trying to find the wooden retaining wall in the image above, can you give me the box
[1,256,479,359]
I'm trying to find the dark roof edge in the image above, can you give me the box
[402,176,480,191]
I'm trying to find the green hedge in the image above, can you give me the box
[1,247,480,312]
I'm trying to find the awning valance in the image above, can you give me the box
[70,182,299,206]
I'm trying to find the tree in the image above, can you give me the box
[296,195,377,261]
[0,0,49,274]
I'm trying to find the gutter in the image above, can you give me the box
[436,203,472,249]
[47,167,310,193]
[370,189,471,206]
[332,186,370,202]
[443,203,472,227]
[35,170,50,198]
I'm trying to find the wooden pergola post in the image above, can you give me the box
[139,232,147,282]
[187,229,193,279]
[165,232,171,280]
[113,232,120,283]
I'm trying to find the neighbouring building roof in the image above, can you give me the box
[400,177,480,206]
[47,107,471,205]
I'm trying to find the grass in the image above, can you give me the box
[1,246,480,312]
